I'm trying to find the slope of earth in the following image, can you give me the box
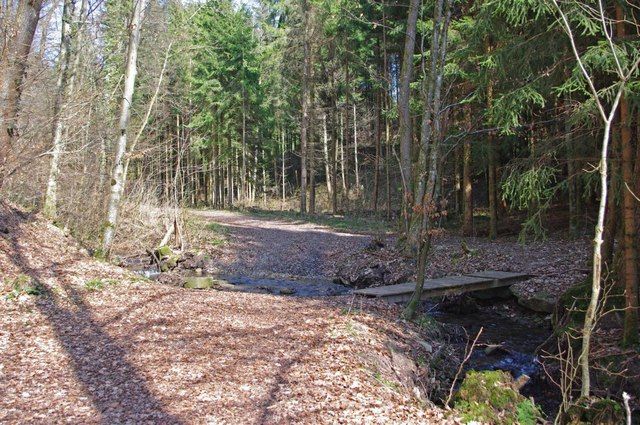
[0,204,456,424]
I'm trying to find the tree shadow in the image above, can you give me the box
[4,209,183,424]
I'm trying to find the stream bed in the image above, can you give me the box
[428,299,559,415]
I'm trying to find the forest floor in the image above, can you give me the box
[191,209,591,306]
[0,203,459,424]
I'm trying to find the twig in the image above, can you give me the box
[445,327,483,407]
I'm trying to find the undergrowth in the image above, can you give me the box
[3,274,43,300]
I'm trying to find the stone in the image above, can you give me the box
[471,287,512,300]
[155,245,173,258]
[184,276,214,289]
[516,290,556,313]
[279,287,295,295]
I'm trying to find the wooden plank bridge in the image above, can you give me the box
[352,271,530,303]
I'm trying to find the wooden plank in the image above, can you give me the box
[353,270,532,302]
[353,282,415,297]
[466,271,530,282]
[425,275,493,288]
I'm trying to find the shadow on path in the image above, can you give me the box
[5,209,182,423]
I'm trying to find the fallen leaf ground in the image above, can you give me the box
[1,204,457,424]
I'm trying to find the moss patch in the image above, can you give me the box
[454,370,543,424]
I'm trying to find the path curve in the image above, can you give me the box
[192,210,371,280]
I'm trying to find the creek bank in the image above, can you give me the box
[429,296,559,418]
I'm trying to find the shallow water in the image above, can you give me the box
[214,274,352,297]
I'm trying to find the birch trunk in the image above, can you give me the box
[322,113,332,195]
[44,0,75,219]
[102,0,149,255]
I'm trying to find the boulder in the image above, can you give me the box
[278,287,295,295]
[454,370,542,425]
[184,276,214,289]
[153,245,181,273]
[335,254,412,289]
[516,290,556,313]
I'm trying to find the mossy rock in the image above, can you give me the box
[184,276,214,289]
[518,291,556,313]
[159,254,180,272]
[561,397,624,425]
[454,370,543,425]
[155,245,173,259]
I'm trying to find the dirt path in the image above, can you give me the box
[192,210,371,279]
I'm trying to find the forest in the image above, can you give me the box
[1,0,639,423]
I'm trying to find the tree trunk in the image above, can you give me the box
[322,113,332,196]
[281,127,286,207]
[615,4,639,347]
[44,0,75,219]
[487,76,498,239]
[403,0,452,319]
[0,0,43,188]
[241,89,247,202]
[299,0,310,213]
[398,0,420,231]
[462,105,473,236]
[353,102,359,194]
[373,89,381,212]
[343,58,351,210]
[102,0,149,255]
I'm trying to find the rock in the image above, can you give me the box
[416,339,433,353]
[184,276,214,289]
[484,344,505,356]
[516,290,556,313]
[470,287,512,300]
[278,287,295,295]
[156,245,173,258]
[180,252,207,270]
[454,370,542,425]
[160,254,180,272]
[334,246,413,288]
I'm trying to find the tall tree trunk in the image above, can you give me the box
[486,73,498,239]
[343,58,351,210]
[0,0,43,188]
[373,90,381,212]
[281,127,286,207]
[102,0,149,255]
[322,113,332,196]
[565,91,580,237]
[353,102,359,193]
[299,0,310,213]
[44,0,75,219]
[398,0,420,231]
[382,2,391,220]
[330,48,339,214]
[241,89,247,202]
[462,105,473,235]
[403,0,452,319]
[616,5,639,347]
